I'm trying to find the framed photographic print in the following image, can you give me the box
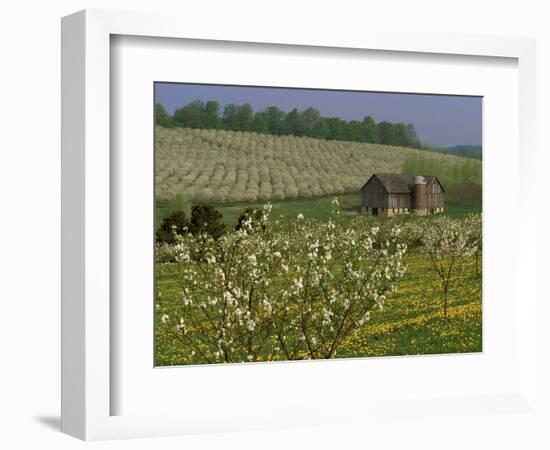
[62,9,539,442]
[152,82,482,367]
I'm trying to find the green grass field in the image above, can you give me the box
[337,252,482,358]
[155,251,482,366]
[156,192,481,231]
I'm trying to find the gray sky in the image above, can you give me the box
[155,82,482,148]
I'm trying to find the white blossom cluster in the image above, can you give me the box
[159,201,408,364]
[421,215,480,261]
[419,214,482,315]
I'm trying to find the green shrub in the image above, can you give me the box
[188,205,226,239]
[156,210,189,244]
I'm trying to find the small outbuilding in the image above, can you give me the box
[360,173,445,216]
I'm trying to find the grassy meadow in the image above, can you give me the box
[156,193,481,231]
[156,250,482,366]
[337,252,482,358]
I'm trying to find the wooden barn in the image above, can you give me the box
[360,174,445,216]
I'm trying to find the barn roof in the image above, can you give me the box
[361,174,444,193]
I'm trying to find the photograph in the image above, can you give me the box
[153,83,483,366]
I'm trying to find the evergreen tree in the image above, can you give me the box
[188,205,226,239]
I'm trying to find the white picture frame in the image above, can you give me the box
[61,9,538,441]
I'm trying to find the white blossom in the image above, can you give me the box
[156,200,413,364]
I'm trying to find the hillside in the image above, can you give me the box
[420,144,482,160]
[155,127,481,204]
[445,145,482,160]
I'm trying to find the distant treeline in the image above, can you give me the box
[422,144,482,160]
[444,145,482,160]
[155,100,424,149]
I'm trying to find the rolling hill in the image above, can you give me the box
[155,127,481,204]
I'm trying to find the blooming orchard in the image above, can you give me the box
[420,215,481,315]
[155,126,478,204]
[157,200,408,364]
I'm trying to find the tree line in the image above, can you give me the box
[443,145,482,160]
[416,144,482,160]
[155,100,423,149]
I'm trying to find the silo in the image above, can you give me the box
[413,176,427,216]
